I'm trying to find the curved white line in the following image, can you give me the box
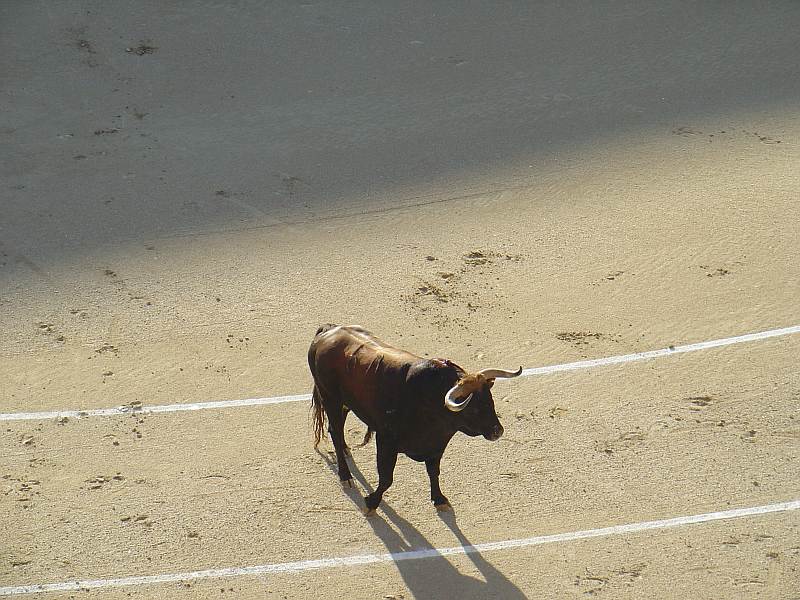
[1,324,798,422]
[2,499,798,595]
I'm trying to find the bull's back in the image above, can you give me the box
[308,325,417,416]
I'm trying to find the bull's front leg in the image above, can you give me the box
[425,452,451,511]
[363,433,397,516]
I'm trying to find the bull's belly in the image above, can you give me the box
[344,398,454,460]
[404,452,433,463]
[395,435,451,461]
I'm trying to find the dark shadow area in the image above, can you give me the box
[1,2,800,274]
[317,449,527,599]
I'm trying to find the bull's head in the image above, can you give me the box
[445,367,522,440]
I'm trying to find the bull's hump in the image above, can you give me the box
[406,357,461,387]
[429,357,464,374]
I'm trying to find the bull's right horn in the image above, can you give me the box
[476,367,523,380]
[445,387,473,412]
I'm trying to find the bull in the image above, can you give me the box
[308,324,521,515]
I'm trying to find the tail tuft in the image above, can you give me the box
[357,427,374,447]
[311,387,326,449]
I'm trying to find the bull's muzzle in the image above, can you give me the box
[485,424,504,441]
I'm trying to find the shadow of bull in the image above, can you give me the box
[318,449,528,600]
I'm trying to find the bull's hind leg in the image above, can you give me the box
[325,400,354,488]
[341,407,352,457]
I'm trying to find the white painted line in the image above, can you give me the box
[519,323,800,376]
[0,394,313,422]
[2,324,798,422]
[2,499,798,596]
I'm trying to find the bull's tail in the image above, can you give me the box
[310,324,338,449]
[311,386,326,449]
[314,323,338,337]
[358,427,374,447]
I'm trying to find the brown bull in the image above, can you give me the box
[308,324,521,515]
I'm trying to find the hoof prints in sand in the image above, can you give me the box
[402,250,523,331]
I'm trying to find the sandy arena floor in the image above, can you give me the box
[1,2,799,598]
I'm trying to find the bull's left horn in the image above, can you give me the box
[445,388,473,412]
[476,367,523,380]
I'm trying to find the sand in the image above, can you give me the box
[1,2,799,598]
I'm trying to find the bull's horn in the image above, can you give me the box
[476,366,523,380]
[445,388,473,412]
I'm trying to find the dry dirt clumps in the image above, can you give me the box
[125,42,158,56]
[402,249,523,331]
[554,331,622,347]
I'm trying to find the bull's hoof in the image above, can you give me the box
[341,478,355,489]
[434,502,452,512]
[362,507,377,517]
